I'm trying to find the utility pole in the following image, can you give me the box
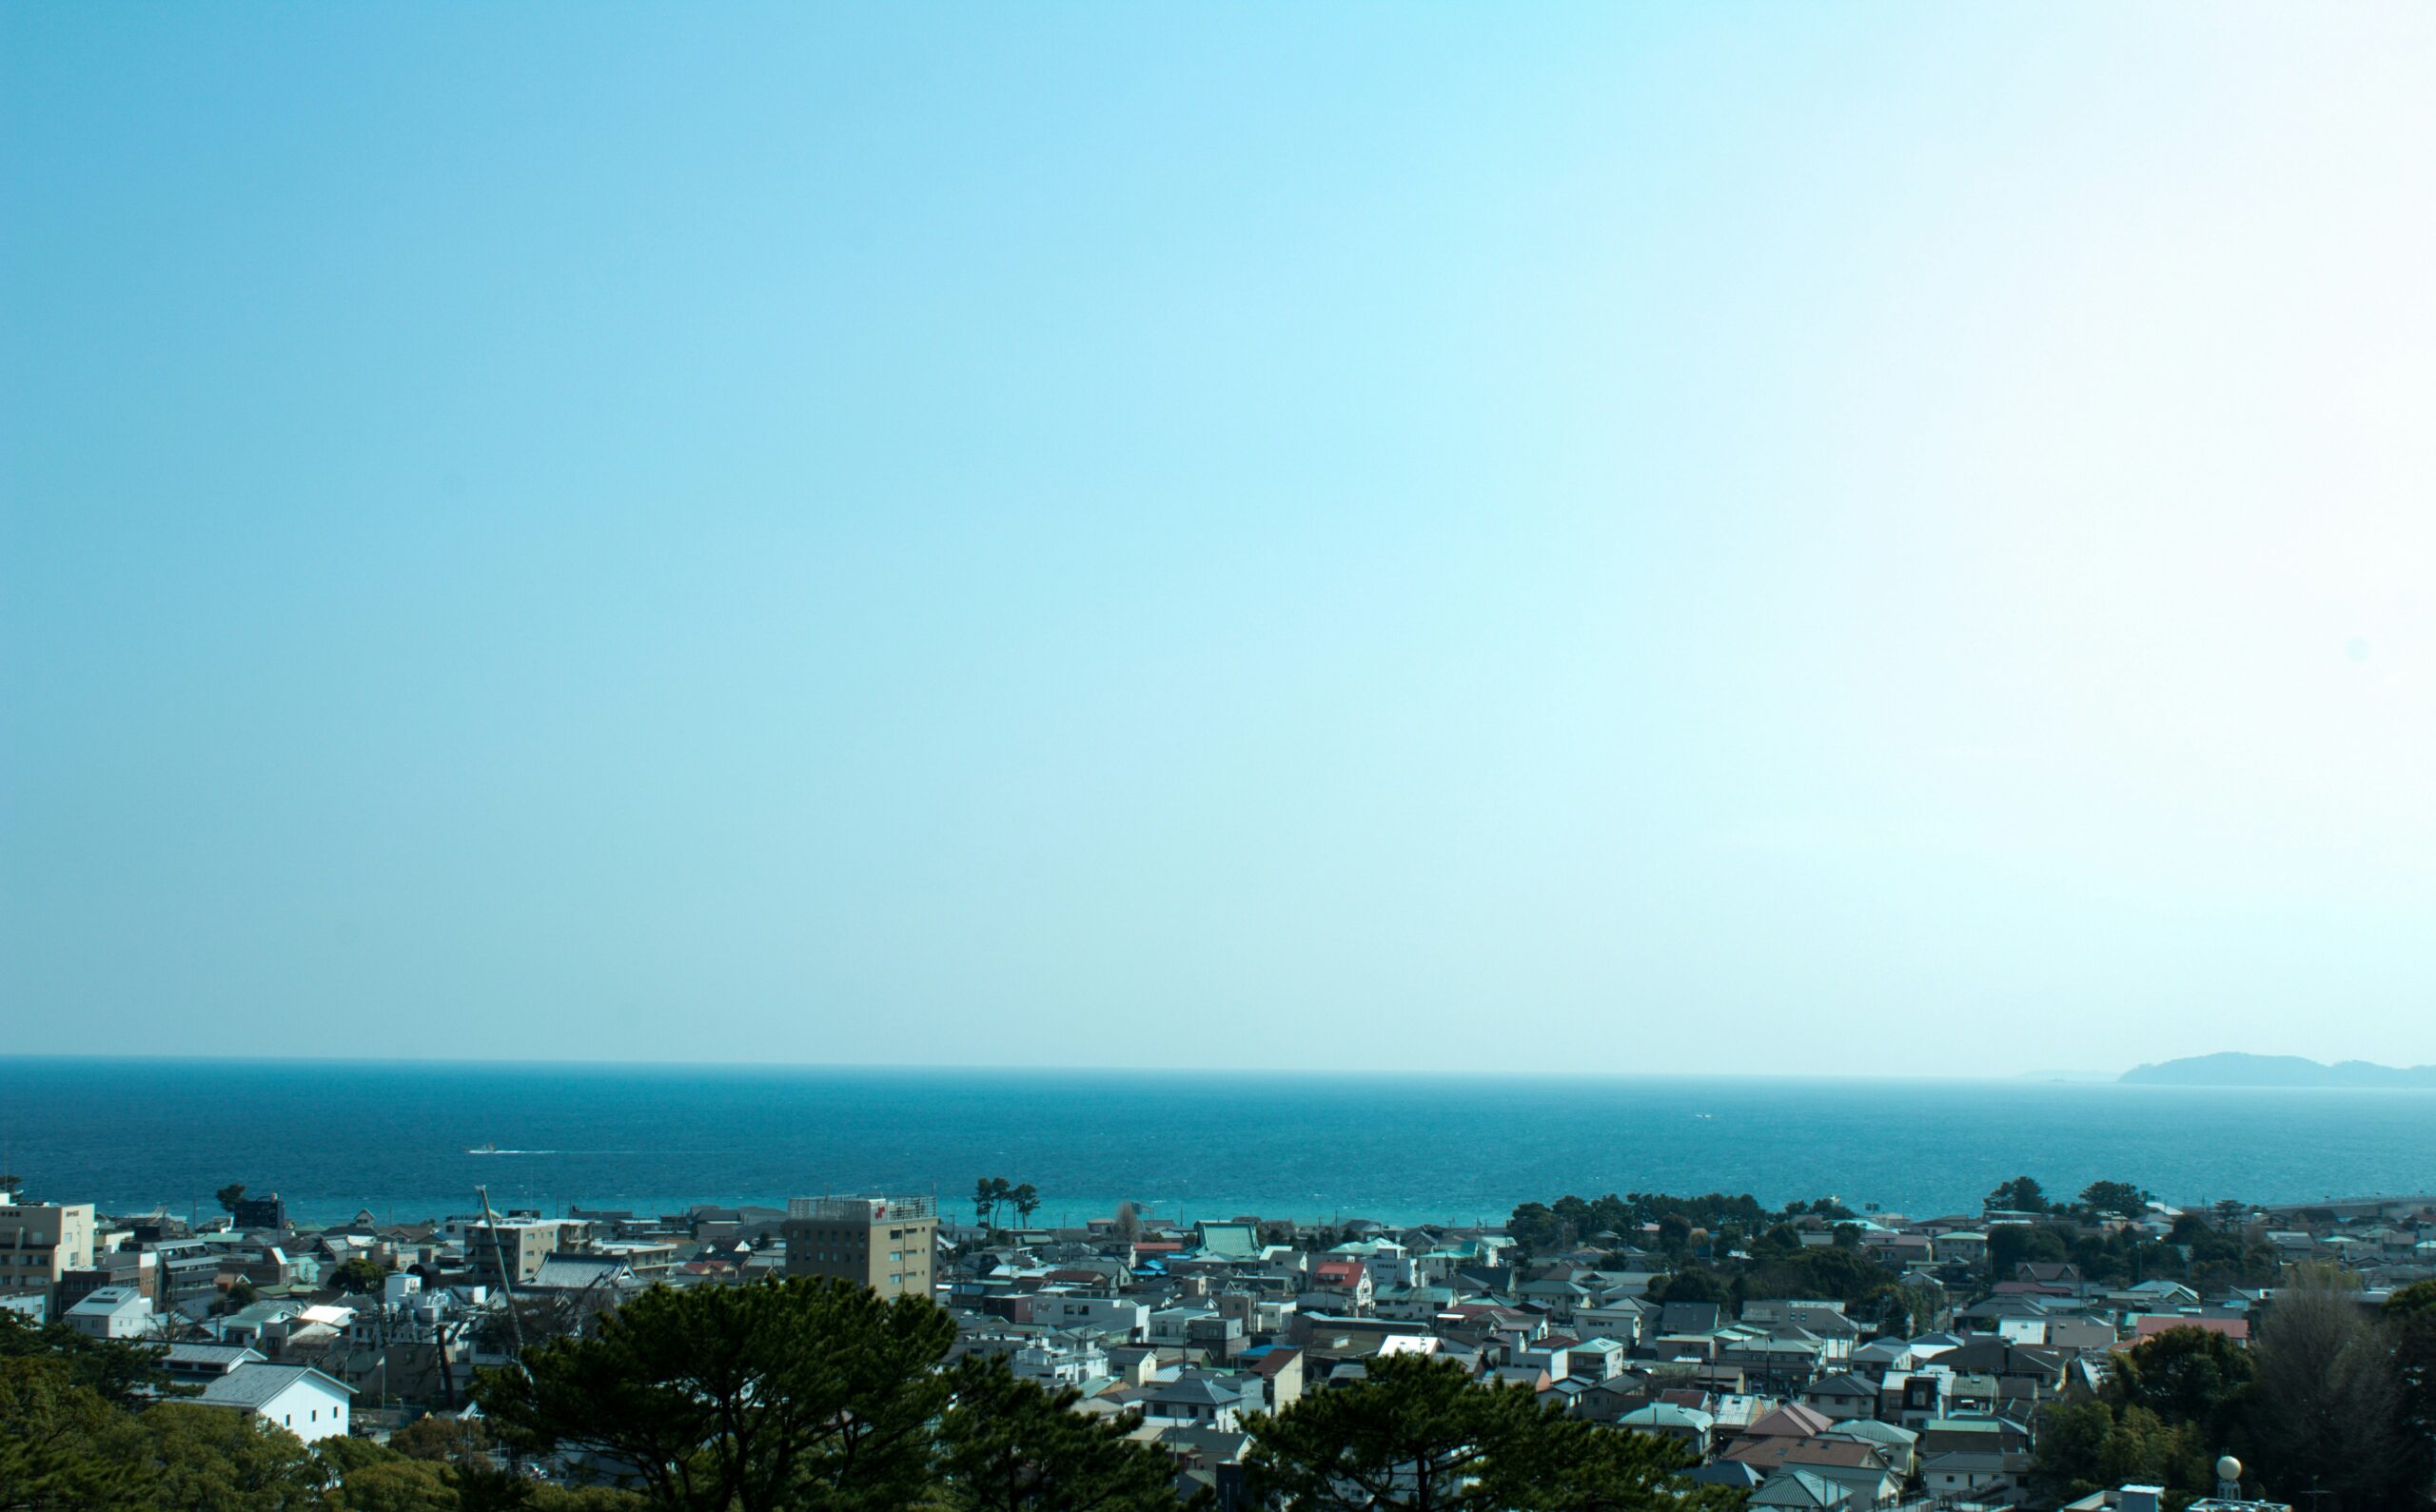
[436,1317,461,1410]
[477,1186,526,1362]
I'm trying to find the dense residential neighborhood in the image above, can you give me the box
[6,1173,2433,1510]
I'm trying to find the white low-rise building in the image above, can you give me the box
[1028,1293,1148,1340]
[198,1363,355,1443]
[1011,1337,1110,1388]
[64,1286,152,1339]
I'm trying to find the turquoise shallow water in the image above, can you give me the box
[4,1058,2431,1227]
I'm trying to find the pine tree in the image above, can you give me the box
[933,1354,1185,1511]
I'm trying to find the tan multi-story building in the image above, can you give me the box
[464,1220,563,1287]
[784,1195,935,1299]
[1,1202,96,1306]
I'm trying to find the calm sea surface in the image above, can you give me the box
[3,1058,2431,1228]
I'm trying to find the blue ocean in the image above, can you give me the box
[3,1058,2430,1228]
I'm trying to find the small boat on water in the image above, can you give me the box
[467,1143,499,1154]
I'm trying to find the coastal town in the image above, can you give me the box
[12,0,2431,1508]
[7,1172,2429,1510]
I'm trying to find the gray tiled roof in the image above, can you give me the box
[198,1364,353,1410]
[528,1257,634,1290]
[165,1343,265,1367]
[1753,1468,1847,1509]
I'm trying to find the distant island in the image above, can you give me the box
[2121,1051,2436,1088]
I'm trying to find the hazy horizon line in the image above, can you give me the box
[0,1051,2135,1083]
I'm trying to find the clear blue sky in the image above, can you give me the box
[5,5,2431,1075]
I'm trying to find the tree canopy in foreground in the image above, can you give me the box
[1241,1350,1740,1512]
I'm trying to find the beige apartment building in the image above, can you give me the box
[464,1219,564,1287]
[1,1202,96,1305]
[784,1195,936,1299]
